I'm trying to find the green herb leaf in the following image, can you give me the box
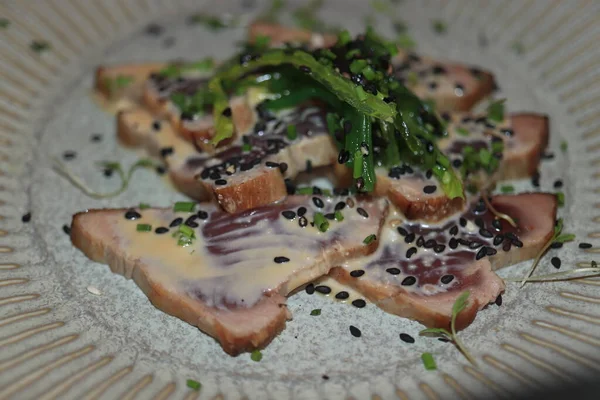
[500,185,514,194]
[556,191,565,207]
[286,125,297,140]
[0,18,10,29]
[560,140,568,152]
[432,20,447,35]
[419,328,451,336]
[487,99,506,123]
[186,379,201,391]
[173,201,196,212]
[250,349,263,362]
[30,40,50,53]
[451,291,470,324]
[455,127,470,136]
[334,210,344,221]
[310,309,322,316]
[363,234,377,245]
[554,233,576,244]
[136,223,152,232]
[421,353,437,370]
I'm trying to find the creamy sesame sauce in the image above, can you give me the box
[114,195,387,309]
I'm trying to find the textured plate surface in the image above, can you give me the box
[1,0,600,399]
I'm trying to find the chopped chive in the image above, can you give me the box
[560,140,568,152]
[334,210,344,221]
[353,151,364,179]
[178,224,195,238]
[337,30,351,46]
[250,349,263,362]
[139,202,150,209]
[242,143,252,152]
[177,236,193,247]
[455,127,469,136]
[432,20,447,35]
[421,352,437,370]
[479,149,492,167]
[556,191,565,207]
[363,234,377,245]
[286,125,297,140]
[136,223,152,232]
[350,59,368,75]
[173,201,196,212]
[500,185,514,194]
[186,379,201,391]
[30,40,50,53]
[487,99,505,123]
[314,212,329,232]
[296,187,313,195]
[310,309,322,316]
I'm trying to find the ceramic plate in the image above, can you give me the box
[1,0,599,399]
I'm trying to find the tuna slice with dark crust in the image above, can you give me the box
[329,193,557,331]
[71,195,388,355]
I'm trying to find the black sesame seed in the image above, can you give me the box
[152,121,161,131]
[298,216,308,227]
[197,210,208,220]
[553,179,563,189]
[312,186,322,195]
[185,219,199,228]
[531,171,540,187]
[503,242,512,252]
[579,242,592,249]
[297,207,307,217]
[495,294,503,306]
[428,81,438,90]
[458,238,470,246]
[550,242,563,249]
[355,177,365,190]
[486,247,497,256]
[265,161,280,168]
[312,197,324,208]
[425,169,433,179]
[62,224,71,235]
[200,169,211,179]
[441,274,454,284]
[434,244,446,253]
[401,276,416,286]
[338,149,350,164]
[335,201,346,211]
[475,247,487,260]
[315,285,331,294]
[551,256,561,269]
[103,168,113,177]
[209,171,221,180]
[386,267,401,275]
[449,238,458,249]
[349,325,362,337]
[406,247,417,258]
[404,232,415,243]
[155,227,169,234]
[160,147,174,158]
[282,210,296,219]
[399,333,415,343]
[424,239,436,249]
[469,241,483,249]
[474,217,484,229]
[325,213,335,220]
[542,152,555,160]
[214,179,227,186]
[22,212,31,223]
[460,217,467,227]
[397,227,408,236]
[449,225,459,236]
[125,210,142,220]
[305,283,315,295]
[416,236,425,247]
[479,228,493,238]
[493,234,505,246]
[356,207,369,218]
[492,219,502,231]
[274,256,290,264]
[91,133,103,142]
[512,239,523,248]
[63,150,76,160]
[352,299,366,308]
[222,107,232,117]
[350,269,365,278]
[474,199,486,213]
[322,375,329,380]
[169,217,183,227]
[452,159,462,168]
[335,291,349,300]
[279,162,288,173]
[299,65,312,73]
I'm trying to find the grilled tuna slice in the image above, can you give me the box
[248,22,495,112]
[118,105,338,213]
[336,112,549,222]
[71,195,388,355]
[95,62,167,111]
[329,193,557,331]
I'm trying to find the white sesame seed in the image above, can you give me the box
[87,286,102,296]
